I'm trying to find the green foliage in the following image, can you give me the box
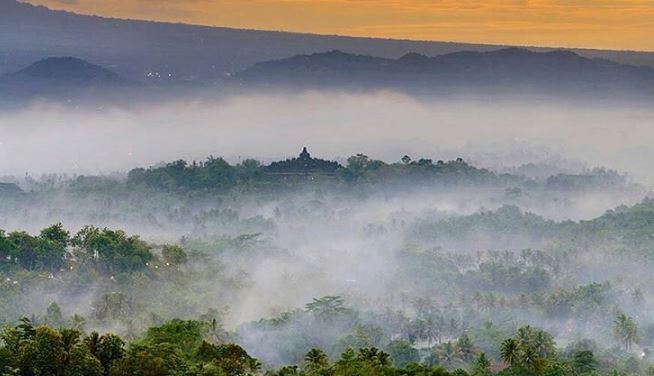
[3,227,68,272]
[110,342,188,376]
[73,226,153,273]
[45,302,64,328]
[386,340,419,368]
[126,151,494,192]
[613,313,639,351]
[306,296,352,320]
[500,326,556,373]
[470,353,492,376]
[304,348,329,374]
[143,319,205,355]
[162,245,188,265]
[572,350,598,374]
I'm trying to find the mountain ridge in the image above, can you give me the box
[1,0,653,82]
[238,48,654,96]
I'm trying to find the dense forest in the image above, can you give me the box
[1,317,644,376]
[0,150,653,375]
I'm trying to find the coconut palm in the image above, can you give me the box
[521,345,538,371]
[500,338,520,367]
[304,348,329,373]
[471,353,492,376]
[532,329,555,357]
[456,334,478,362]
[357,347,391,368]
[614,313,639,351]
[436,341,463,369]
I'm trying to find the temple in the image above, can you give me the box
[265,147,341,174]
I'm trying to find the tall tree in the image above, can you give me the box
[614,313,639,351]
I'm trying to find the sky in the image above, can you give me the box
[23,0,654,52]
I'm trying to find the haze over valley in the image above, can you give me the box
[1,2,654,376]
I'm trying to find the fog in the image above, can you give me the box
[2,90,654,370]
[1,91,653,186]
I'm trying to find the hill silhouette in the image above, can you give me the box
[238,48,654,96]
[11,57,124,85]
[0,0,653,83]
[0,56,132,102]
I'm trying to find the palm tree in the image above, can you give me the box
[84,331,101,357]
[521,345,538,371]
[516,326,533,347]
[69,314,86,331]
[425,315,445,346]
[436,341,463,369]
[357,347,391,368]
[471,353,492,376]
[276,365,303,376]
[500,338,520,367]
[457,335,478,362]
[532,329,555,357]
[304,348,329,373]
[614,313,639,351]
[60,328,82,369]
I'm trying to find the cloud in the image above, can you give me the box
[22,0,654,51]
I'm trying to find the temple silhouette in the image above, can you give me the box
[265,147,341,175]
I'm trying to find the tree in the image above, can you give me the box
[69,314,86,332]
[305,296,351,320]
[197,342,260,376]
[110,343,187,376]
[161,245,187,265]
[19,326,66,376]
[436,342,463,370]
[143,319,204,357]
[45,302,64,328]
[40,223,70,249]
[64,345,103,376]
[357,347,392,368]
[387,340,419,368]
[95,333,125,375]
[572,350,597,374]
[304,348,329,374]
[470,353,491,376]
[72,226,152,273]
[614,313,639,351]
[457,335,478,363]
[500,338,520,367]
[93,292,131,321]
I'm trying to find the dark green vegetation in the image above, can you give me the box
[2,197,654,375]
[125,148,500,192]
[1,150,653,375]
[1,316,652,375]
[124,148,628,194]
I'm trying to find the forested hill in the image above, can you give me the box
[125,153,516,193]
[123,149,633,194]
[411,198,654,257]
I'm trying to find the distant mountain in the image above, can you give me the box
[238,48,654,96]
[0,0,653,82]
[0,57,132,101]
[10,57,124,84]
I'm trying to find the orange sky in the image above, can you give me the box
[25,0,654,51]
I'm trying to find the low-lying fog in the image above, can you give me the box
[1,91,653,185]
[2,90,654,368]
